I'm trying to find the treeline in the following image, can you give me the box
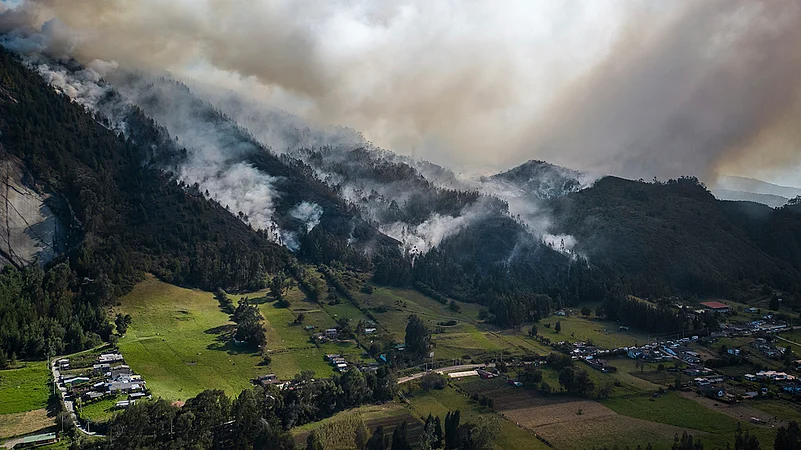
[602,293,714,335]
[0,263,111,359]
[82,368,396,449]
[0,47,289,358]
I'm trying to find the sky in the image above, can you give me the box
[1,0,800,187]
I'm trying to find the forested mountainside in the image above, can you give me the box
[0,47,291,358]
[104,72,398,267]
[547,176,801,298]
[484,159,589,199]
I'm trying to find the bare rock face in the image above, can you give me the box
[0,157,66,267]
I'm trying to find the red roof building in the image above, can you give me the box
[700,301,730,312]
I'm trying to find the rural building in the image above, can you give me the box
[700,301,730,313]
[12,432,58,448]
[98,353,125,363]
[477,369,496,379]
[256,374,283,387]
[324,328,338,339]
[111,365,132,379]
[106,381,144,394]
[448,370,478,379]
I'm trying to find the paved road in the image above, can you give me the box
[397,363,495,384]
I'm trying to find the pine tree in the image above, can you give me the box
[306,431,324,450]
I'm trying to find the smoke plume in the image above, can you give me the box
[3,1,800,183]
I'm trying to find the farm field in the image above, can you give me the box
[0,409,53,440]
[116,276,265,401]
[0,361,51,415]
[292,403,419,448]
[405,384,549,450]
[538,313,652,349]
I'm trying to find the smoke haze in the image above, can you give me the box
[2,0,801,184]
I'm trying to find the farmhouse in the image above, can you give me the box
[256,374,284,388]
[700,301,730,313]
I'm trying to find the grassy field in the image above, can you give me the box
[77,395,125,425]
[117,275,337,401]
[602,392,774,447]
[292,403,418,448]
[405,384,550,450]
[116,276,265,401]
[0,362,51,415]
[0,409,53,440]
[539,313,652,349]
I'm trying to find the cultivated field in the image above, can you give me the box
[0,409,53,440]
[405,385,549,450]
[293,404,420,449]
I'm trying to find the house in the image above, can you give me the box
[699,385,726,399]
[115,400,135,409]
[324,328,338,339]
[627,348,643,359]
[555,310,566,317]
[98,353,125,363]
[12,432,58,448]
[783,384,801,395]
[92,363,110,374]
[700,301,730,314]
[106,381,143,394]
[83,391,104,401]
[111,365,132,379]
[56,358,70,370]
[364,328,377,335]
[256,374,283,387]
[744,374,757,381]
[63,377,90,385]
[619,326,630,331]
[325,354,341,361]
[477,369,496,379]
[129,392,147,400]
[506,379,523,387]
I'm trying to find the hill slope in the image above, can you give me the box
[548,176,801,297]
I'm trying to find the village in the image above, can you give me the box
[51,349,150,435]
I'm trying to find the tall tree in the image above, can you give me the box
[367,426,388,450]
[775,421,800,450]
[405,315,431,359]
[391,421,411,450]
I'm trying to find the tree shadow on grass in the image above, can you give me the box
[206,339,259,355]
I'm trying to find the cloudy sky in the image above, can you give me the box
[2,0,801,186]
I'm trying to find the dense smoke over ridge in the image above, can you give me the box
[2,1,800,185]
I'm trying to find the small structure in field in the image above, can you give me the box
[700,301,730,314]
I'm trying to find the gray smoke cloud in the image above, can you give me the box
[6,0,801,185]
[8,0,800,185]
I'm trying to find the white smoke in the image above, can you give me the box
[1,30,289,245]
[289,201,323,232]
[182,162,278,231]
[379,203,490,256]
[542,233,578,258]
